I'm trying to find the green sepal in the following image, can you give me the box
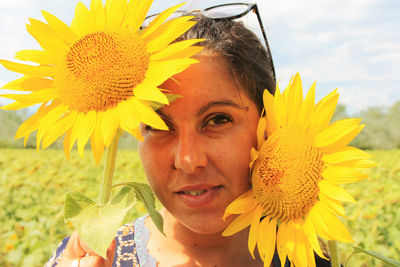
[349,247,400,267]
[64,189,135,258]
[114,182,164,235]
[149,94,182,110]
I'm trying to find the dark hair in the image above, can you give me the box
[176,15,276,111]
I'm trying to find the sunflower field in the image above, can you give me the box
[0,148,399,267]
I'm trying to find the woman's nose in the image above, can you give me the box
[173,131,208,174]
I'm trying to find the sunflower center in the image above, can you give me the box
[55,31,150,112]
[251,129,324,222]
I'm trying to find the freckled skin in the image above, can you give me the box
[138,56,264,266]
[139,55,260,235]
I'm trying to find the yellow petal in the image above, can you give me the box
[315,118,363,152]
[319,193,346,217]
[42,11,78,44]
[248,206,264,259]
[134,83,168,104]
[257,218,277,265]
[309,203,353,242]
[276,223,288,267]
[150,39,204,61]
[322,166,369,184]
[118,100,144,142]
[304,239,317,267]
[0,60,54,77]
[125,0,153,32]
[77,110,96,158]
[123,125,143,142]
[273,86,287,128]
[161,46,204,61]
[26,18,67,56]
[144,58,198,86]
[307,204,336,240]
[322,146,371,165]
[71,2,96,36]
[223,191,257,220]
[256,116,267,150]
[15,50,56,65]
[42,111,77,149]
[105,0,128,30]
[1,101,36,110]
[2,76,53,91]
[302,217,327,260]
[309,90,339,138]
[263,90,277,137]
[293,224,308,267]
[315,204,353,243]
[118,100,140,130]
[339,159,377,168]
[299,81,316,130]
[283,223,295,262]
[286,73,303,128]
[318,180,356,203]
[102,107,120,147]
[145,17,197,53]
[37,103,69,149]
[1,89,57,104]
[91,112,105,165]
[90,0,106,29]
[15,103,52,139]
[131,97,168,130]
[140,3,186,39]
[222,208,257,236]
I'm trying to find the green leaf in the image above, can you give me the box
[121,182,164,235]
[64,191,95,220]
[353,247,400,266]
[64,190,134,258]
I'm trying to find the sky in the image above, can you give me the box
[0,0,399,114]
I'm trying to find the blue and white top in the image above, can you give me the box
[46,215,331,267]
[45,215,157,267]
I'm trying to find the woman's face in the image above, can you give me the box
[139,55,260,234]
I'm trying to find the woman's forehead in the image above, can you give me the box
[161,55,238,96]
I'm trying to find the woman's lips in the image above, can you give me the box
[175,185,223,208]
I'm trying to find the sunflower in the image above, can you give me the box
[0,0,203,163]
[222,73,375,267]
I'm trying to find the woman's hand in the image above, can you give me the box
[57,231,115,267]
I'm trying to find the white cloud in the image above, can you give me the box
[256,0,400,112]
[0,0,399,113]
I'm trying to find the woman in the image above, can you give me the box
[47,13,328,267]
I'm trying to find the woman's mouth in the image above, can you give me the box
[175,185,223,207]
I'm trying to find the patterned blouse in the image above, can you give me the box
[45,215,332,267]
[45,216,157,267]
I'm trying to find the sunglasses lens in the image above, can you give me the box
[203,4,250,19]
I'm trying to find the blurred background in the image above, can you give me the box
[0,0,399,266]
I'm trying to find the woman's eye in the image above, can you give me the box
[205,114,232,127]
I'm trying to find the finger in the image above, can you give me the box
[79,256,106,267]
[105,239,116,266]
[64,231,98,258]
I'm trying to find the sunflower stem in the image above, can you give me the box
[328,240,341,267]
[99,130,122,206]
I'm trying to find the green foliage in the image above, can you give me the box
[339,150,400,266]
[0,149,399,266]
[0,149,148,267]
[331,102,400,149]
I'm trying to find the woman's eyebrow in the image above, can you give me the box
[197,100,243,116]
[155,109,172,122]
